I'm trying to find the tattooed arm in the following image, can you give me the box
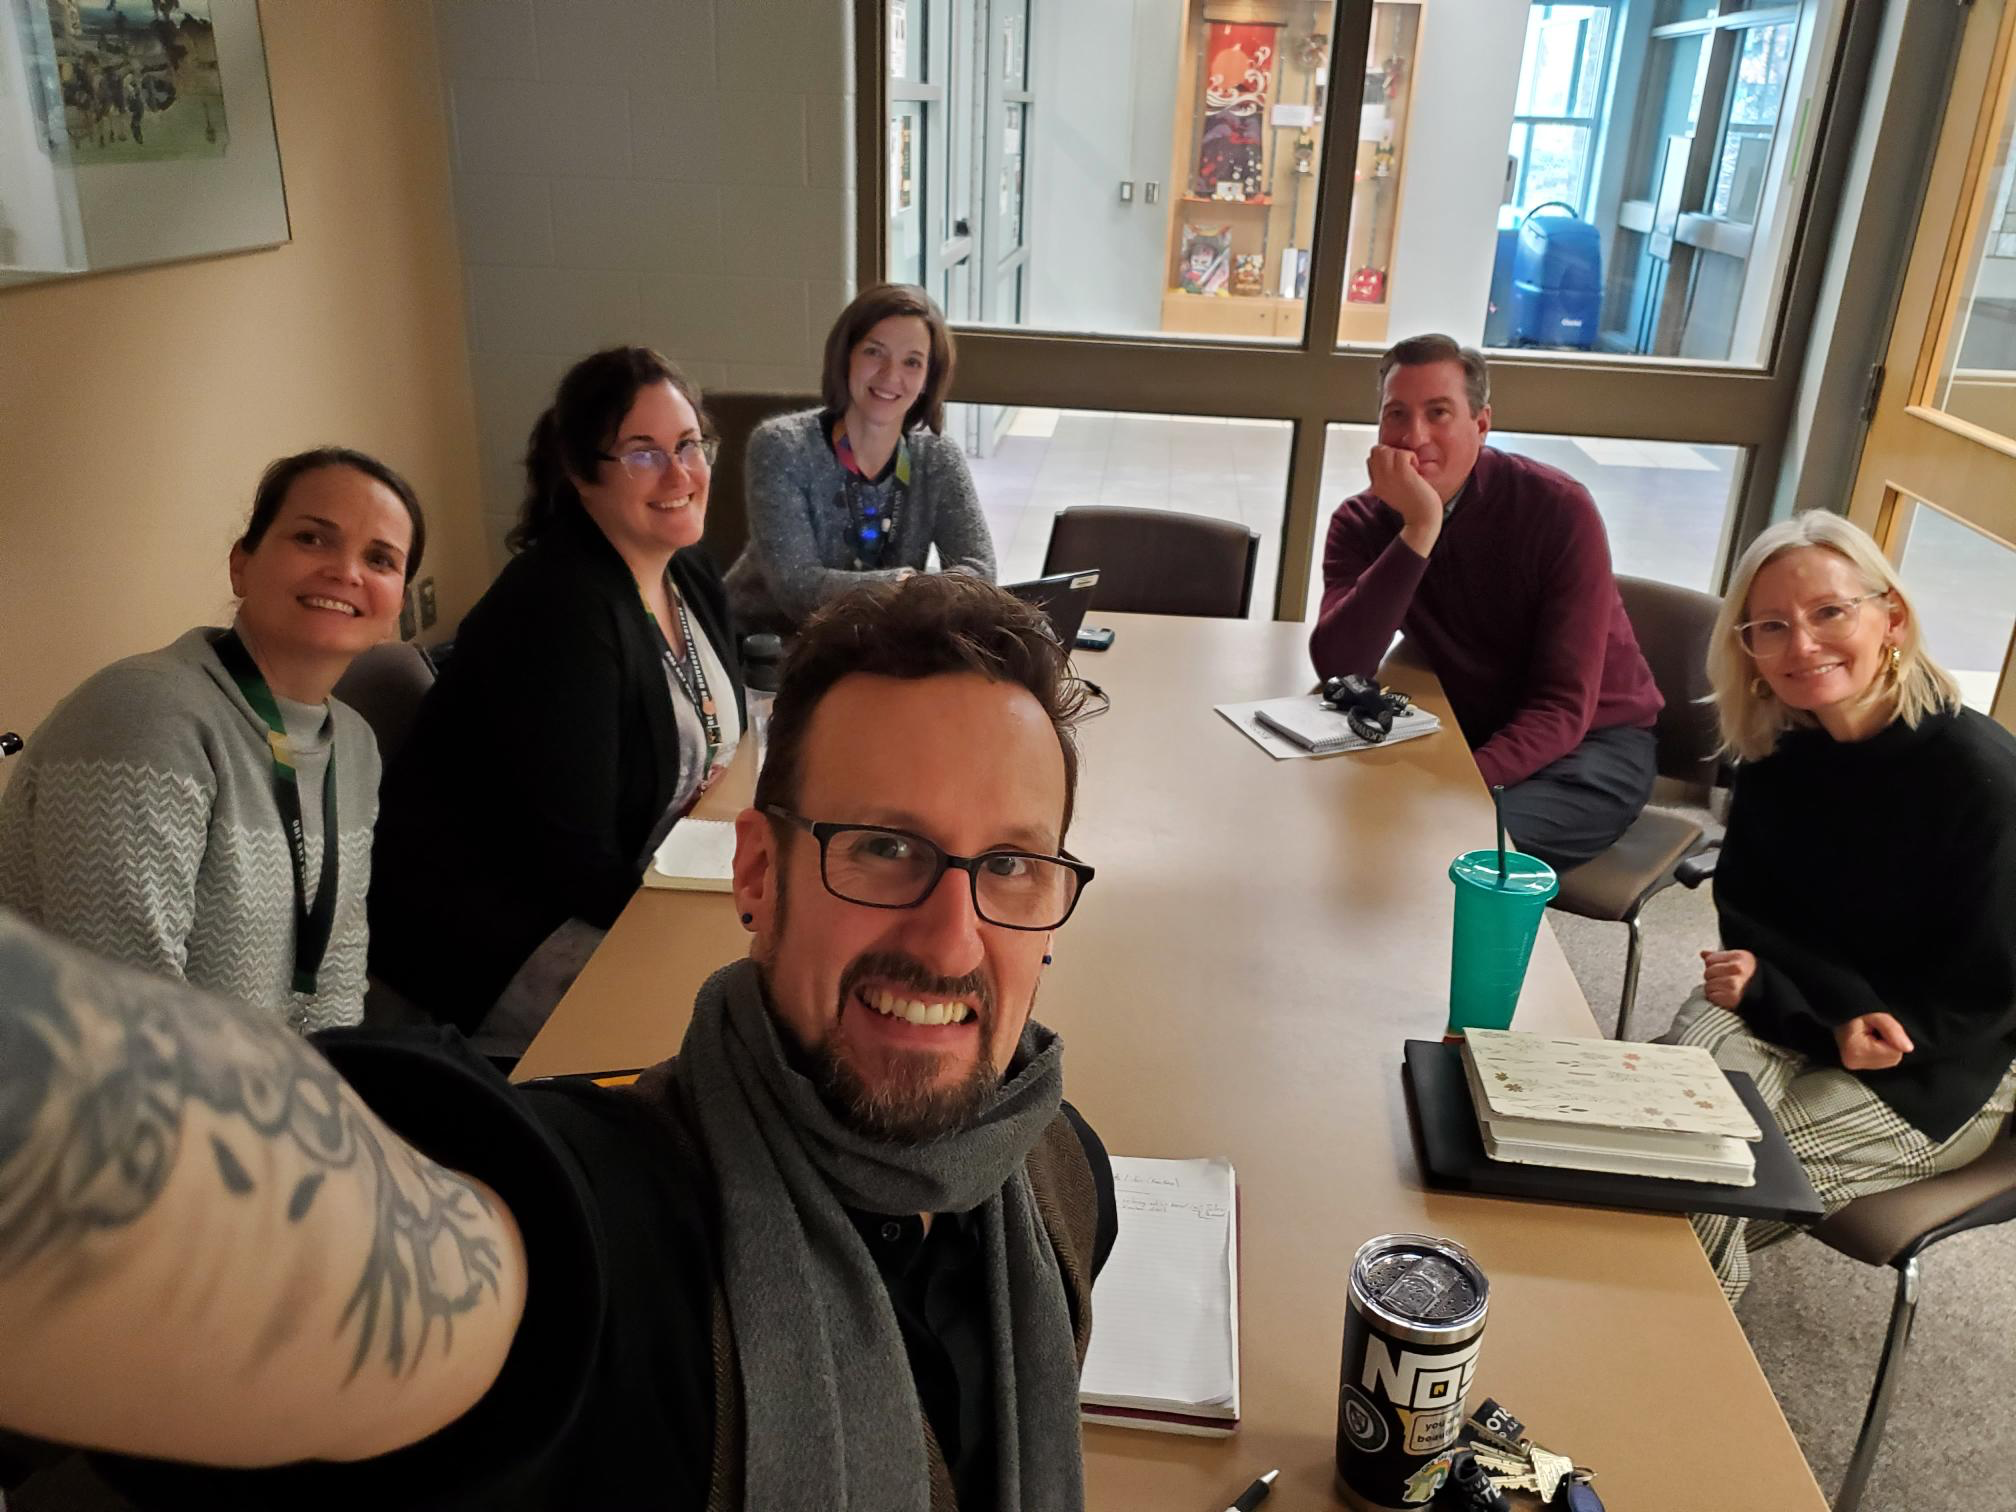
[0,911,528,1467]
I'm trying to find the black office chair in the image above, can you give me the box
[1549,575,1725,1038]
[331,641,438,767]
[1041,505,1260,618]
[699,389,819,572]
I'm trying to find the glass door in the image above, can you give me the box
[1849,0,2016,730]
[973,0,1033,452]
[887,0,933,289]
[1604,3,1813,361]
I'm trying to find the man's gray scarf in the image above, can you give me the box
[675,959,1085,1510]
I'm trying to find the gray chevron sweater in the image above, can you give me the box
[0,627,379,1032]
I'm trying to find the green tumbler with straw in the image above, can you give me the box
[1445,787,1559,1036]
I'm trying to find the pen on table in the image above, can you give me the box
[1222,1467,1278,1512]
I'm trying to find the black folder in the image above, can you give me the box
[1403,1038,1826,1225]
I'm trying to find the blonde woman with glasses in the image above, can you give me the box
[1666,511,2016,1302]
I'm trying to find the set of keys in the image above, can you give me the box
[1438,1399,1604,1510]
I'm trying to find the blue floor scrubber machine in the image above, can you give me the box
[1507,201,1601,350]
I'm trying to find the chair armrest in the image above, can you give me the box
[1675,845,1720,889]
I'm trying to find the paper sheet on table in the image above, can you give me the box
[644,818,736,891]
[1080,1156,1238,1413]
[1215,697,1442,760]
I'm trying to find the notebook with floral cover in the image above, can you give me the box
[1460,1029,1763,1141]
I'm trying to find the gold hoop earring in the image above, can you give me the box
[1887,643,1903,677]
[1750,676,1772,700]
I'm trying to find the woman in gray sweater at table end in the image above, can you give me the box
[726,283,996,633]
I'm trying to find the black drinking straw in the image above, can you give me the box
[1491,785,1508,883]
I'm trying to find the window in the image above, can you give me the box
[954,405,1293,616]
[1311,428,1738,616]
[1711,22,1796,223]
[861,0,1865,618]
[1895,506,2016,715]
[1507,4,1616,216]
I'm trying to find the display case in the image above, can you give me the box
[1157,0,1421,344]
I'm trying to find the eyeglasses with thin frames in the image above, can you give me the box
[1735,590,1890,659]
[762,806,1093,931]
[599,438,720,477]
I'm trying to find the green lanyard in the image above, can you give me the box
[212,629,340,995]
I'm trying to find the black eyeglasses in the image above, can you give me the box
[763,806,1093,931]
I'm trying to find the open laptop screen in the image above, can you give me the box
[1004,569,1100,647]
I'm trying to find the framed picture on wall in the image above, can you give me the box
[1,0,290,289]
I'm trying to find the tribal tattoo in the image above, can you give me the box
[0,914,503,1378]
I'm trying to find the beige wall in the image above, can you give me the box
[0,0,485,766]
[432,0,854,565]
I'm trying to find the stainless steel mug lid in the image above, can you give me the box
[1351,1234,1488,1332]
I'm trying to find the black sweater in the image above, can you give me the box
[369,508,745,1028]
[1717,706,2016,1142]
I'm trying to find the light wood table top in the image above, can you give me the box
[515,612,1824,1511]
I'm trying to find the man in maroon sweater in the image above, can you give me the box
[1310,334,1663,870]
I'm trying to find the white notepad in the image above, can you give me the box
[1251,695,1442,754]
[1080,1156,1240,1436]
[1216,694,1442,759]
[643,818,737,892]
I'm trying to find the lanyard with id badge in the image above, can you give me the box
[832,418,909,569]
[648,585,724,803]
[211,628,339,994]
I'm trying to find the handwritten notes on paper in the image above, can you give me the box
[1081,1156,1239,1420]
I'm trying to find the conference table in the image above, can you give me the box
[513,612,1827,1511]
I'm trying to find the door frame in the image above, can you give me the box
[1847,0,2016,729]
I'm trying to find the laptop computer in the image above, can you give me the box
[1005,569,1100,648]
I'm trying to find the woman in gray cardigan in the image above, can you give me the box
[0,449,426,1033]
[726,283,996,632]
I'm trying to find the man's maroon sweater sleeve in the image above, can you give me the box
[1470,492,1615,789]
[1309,497,1429,678]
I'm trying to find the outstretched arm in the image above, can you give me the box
[0,911,527,1468]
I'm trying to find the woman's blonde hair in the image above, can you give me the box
[1709,510,1961,761]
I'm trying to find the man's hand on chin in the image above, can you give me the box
[1368,446,1443,558]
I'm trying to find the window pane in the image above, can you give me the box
[1520,6,1606,118]
[890,0,924,82]
[887,0,1342,341]
[1519,124,1592,213]
[1937,80,2016,444]
[1334,3,1840,367]
[1729,22,1794,127]
[1000,0,1029,90]
[1338,4,1422,342]
[888,102,926,287]
[1309,426,1738,617]
[1896,504,2016,715]
[1000,101,1025,250]
[954,404,1289,617]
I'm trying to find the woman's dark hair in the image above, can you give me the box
[819,283,956,436]
[240,447,427,583]
[753,573,1090,840]
[509,346,711,554]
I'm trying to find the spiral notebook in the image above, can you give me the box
[1079,1156,1240,1436]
